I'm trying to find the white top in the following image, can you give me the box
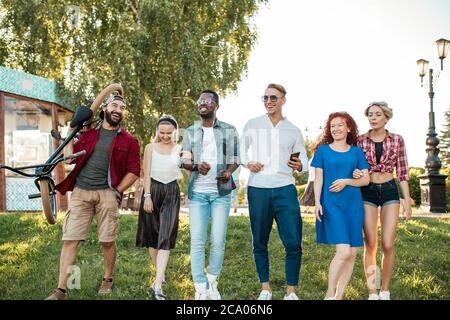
[307,158,315,182]
[192,127,218,193]
[240,114,309,188]
[151,144,182,184]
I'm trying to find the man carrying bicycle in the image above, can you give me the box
[46,95,141,300]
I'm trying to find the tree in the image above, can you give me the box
[439,106,450,168]
[0,0,267,144]
[293,136,314,186]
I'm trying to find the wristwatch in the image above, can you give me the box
[143,192,151,198]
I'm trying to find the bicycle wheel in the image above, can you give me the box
[90,83,124,114]
[38,178,57,224]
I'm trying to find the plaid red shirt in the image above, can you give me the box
[357,130,410,182]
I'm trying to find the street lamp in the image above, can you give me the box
[436,38,450,70]
[416,38,449,213]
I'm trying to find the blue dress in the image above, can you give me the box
[311,144,369,247]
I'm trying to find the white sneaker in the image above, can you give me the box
[257,290,272,300]
[206,273,221,300]
[368,293,380,300]
[149,284,166,300]
[324,296,336,300]
[379,291,390,300]
[194,282,209,300]
[283,292,299,300]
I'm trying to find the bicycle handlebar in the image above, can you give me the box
[63,150,86,161]
[0,150,87,178]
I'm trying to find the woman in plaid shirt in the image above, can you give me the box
[353,101,412,301]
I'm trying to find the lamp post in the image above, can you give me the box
[416,38,450,213]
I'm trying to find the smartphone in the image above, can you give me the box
[290,152,300,161]
[216,169,227,180]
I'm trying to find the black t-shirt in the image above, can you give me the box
[375,141,383,165]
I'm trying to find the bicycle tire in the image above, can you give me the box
[90,83,124,114]
[39,178,57,225]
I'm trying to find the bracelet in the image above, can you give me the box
[143,192,151,198]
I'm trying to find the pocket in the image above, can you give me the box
[386,180,398,191]
[112,146,127,167]
[63,209,72,233]
[113,145,128,153]
[387,149,397,161]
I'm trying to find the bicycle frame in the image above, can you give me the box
[1,124,84,178]
[0,83,124,224]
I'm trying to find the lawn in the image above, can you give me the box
[0,213,448,300]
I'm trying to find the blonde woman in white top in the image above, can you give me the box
[136,115,182,300]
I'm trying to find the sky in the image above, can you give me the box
[217,0,450,182]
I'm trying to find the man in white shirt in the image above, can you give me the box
[240,83,308,300]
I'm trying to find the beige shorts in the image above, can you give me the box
[62,187,120,243]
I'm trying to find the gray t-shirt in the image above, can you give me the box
[75,127,116,190]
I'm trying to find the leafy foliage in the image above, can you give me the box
[0,0,267,144]
[408,167,425,205]
[294,137,313,186]
[439,107,450,168]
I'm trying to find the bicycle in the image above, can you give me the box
[0,83,123,224]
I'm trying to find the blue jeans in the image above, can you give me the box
[248,185,303,286]
[189,192,231,284]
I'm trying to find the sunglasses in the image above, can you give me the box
[261,95,282,103]
[197,98,216,106]
[368,101,388,108]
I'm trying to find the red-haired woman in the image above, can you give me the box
[353,102,412,300]
[312,112,370,300]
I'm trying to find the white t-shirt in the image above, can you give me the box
[192,127,218,193]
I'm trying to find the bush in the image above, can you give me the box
[237,181,247,206]
[441,166,450,209]
[296,184,307,199]
[294,171,308,186]
[408,167,425,205]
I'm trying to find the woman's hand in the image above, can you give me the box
[329,179,349,192]
[315,203,324,222]
[402,198,412,221]
[144,197,154,213]
[352,169,363,179]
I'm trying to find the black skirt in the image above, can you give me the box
[136,178,180,250]
[300,181,315,206]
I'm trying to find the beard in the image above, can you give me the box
[198,108,215,120]
[105,110,123,127]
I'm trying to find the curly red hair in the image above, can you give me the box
[313,112,359,153]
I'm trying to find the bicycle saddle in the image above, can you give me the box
[70,105,93,128]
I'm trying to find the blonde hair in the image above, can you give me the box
[154,114,179,143]
[365,101,393,119]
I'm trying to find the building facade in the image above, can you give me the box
[0,66,75,212]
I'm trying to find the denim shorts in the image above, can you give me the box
[361,179,400,208]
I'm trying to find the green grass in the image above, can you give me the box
[0,213,448,300]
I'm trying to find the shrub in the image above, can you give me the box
[408,167,425,205]
[296,184,307,199]
[441,166,450,209]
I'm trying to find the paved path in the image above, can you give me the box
[178,207,449,218]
